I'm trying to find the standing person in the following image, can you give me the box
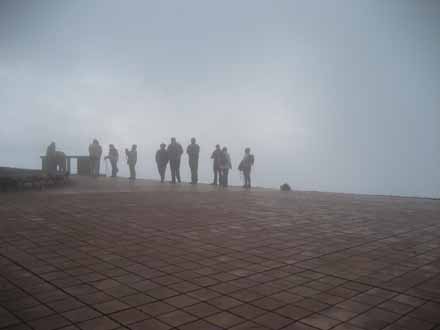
[219,147,232,187]
[238,147,255,188]
[155,143,168,183]
[210,144,222,185]
[125,144,137,180]
[89,139,103,177]
[46,142,57,175]
[186,137,200,184]
[167,137,183,184]
[104,144,119,177]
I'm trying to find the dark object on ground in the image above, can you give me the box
[0,167,69,192]
[280,183,292,191]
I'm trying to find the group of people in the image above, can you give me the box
[47,138,255,188]
[88,140,138,180]
[155,138,255,188]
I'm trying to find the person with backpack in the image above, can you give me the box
[238,147,254,188]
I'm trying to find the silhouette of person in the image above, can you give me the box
[104,144,119,177]
[155,143,168,183]
[186,137,200,184]
[125,144,137,180]
[167,138,183,184]
[219,147,232,187]
[211,144,222,185]
[89,139,103,177]
[238,147,254,188]
[46,142,57,175]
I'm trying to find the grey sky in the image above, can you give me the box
[1,0,439,197]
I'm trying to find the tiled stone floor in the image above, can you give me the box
[1,177,439,329]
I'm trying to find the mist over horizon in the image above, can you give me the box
[1,0,439,198]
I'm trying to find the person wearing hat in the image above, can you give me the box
[186,137,200,184]
[155,143,168,183]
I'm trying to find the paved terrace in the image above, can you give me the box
[0,177,439,330]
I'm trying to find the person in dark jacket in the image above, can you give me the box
[186,137,200,184]
[155,143,168,183]
[125,144,137,180]
[104,144,119,177]
[89,139,103,177]
[238,147,254,188]
[210,144,222,185]
[167,137,183,184]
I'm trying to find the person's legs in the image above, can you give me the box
[132,164,136,180]
[94,159,99,176]
[213,166,218,185]
[158,165,165,182]
[128,164,133,179]
[223,169,229,187]
[190,165,194,183]
[219,169,225,187]
[194,161,198,183]
[111,160,117,177]
[244,169,251,188]
[90,158,96,176]
[176,158,181,183]
[190,160,198,184]
[170,161,176,183]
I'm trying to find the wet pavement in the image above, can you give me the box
[0,176,439,329]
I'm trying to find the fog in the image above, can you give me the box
[1,0,439,197]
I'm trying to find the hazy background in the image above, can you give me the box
[1,0,439,197]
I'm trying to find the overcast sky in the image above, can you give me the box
[1,0,439,197]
